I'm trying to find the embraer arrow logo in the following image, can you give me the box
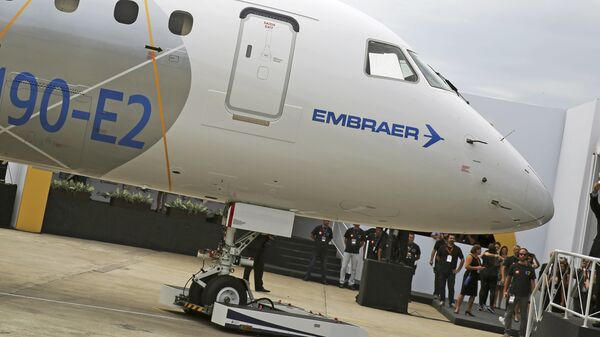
[312,109,445,148]
[423,124,445,148]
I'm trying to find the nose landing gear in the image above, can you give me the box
[159,203,368,336]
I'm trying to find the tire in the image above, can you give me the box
[200,275,248,306]
[188,281,203,305]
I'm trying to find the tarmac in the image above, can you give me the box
[0,228,498,337]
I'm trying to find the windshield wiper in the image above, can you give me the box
[436,72,470,105]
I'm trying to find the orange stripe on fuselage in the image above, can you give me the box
[0,0,32,40]
[143,0,173,192]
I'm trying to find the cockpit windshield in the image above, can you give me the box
[407,51,452,91]
[366,41,418,82]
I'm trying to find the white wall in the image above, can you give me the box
[544,100,600,257]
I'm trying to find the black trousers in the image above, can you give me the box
[305,248,328,282]
[479,273,498,307]
[433,266,440,296]
[504,295,530,336]
[243,250,265,290]
[438,271,456,303]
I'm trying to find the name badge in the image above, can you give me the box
[446,255,452,263]
[321,236,326,242]
[509,295,515,304]
[351,239,357,245]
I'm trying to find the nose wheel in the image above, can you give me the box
[201,275,248,306]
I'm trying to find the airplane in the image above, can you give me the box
[0,0,553,234]
[0,0,554,311]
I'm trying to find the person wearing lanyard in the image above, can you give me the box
[436,234,464,308]
[403,233,421,274]
[454,244,485,316]
[304,220,334,284]
[499,248,536,337]
[365,227,386,260]
[339,224,365,290]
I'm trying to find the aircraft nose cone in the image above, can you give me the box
[524,173,554,226]
[540,186,555,223]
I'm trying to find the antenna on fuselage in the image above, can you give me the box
[500,129,516,142]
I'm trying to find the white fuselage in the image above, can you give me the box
[0,0,553,232]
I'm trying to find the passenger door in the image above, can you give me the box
[226,8,299,121]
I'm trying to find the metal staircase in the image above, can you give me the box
[526,250,600,336]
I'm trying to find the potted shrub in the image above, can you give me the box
[166,198,208,220]
[206,209,224,224]
[107,188,153,211]
[50,179,94,201]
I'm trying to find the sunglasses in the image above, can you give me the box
[518,253,527,256]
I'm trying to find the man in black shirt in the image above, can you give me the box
[339,224,365,289]
[436,234,464,307]
[429,233,447,299]
[304,220,333,284]
[501,245,521,286]
[404,233,421,272]
[500,245,521,313]
[365,227,387,260]
[500,248,536,337]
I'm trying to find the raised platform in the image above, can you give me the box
[433,300,521,336]
[433,300,600,337]
[411,291,435,305]
[532,312,600,337]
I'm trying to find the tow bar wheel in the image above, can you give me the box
[201,275,248,306]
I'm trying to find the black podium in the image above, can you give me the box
[356,259,412,314]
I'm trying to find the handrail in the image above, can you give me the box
[330,221,349,258]
[526,250,600,337]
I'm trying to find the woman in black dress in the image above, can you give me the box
[454,244,485,316]
[479,243,503,314]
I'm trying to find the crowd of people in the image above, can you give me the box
[428,231,600,336]
[241,211,599,336]
[430,232,541,336]
[302,220,421,290]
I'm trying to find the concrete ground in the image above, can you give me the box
[0,229,498,337]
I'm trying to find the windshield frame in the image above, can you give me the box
[407,50,453,92]
[364,39,420,85]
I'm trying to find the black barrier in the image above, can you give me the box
[0,183,17,228]
[356,259,412,313]
[42,194,223,256]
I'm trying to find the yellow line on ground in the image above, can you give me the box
[143,0,173,191]
[0,0,32,40]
